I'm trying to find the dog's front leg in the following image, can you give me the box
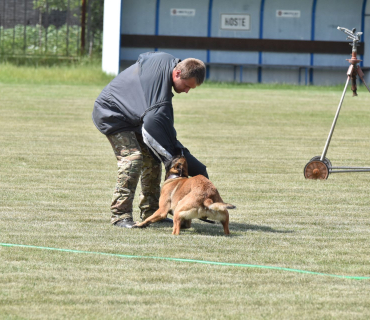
[134,205,170,228]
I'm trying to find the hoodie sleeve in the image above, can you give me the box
[141,104,180,165]
[142,104,208,177]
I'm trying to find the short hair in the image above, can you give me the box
[174,58,206,85]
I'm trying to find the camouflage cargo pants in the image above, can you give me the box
[107,131,162,224]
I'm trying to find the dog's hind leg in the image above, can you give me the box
[172,214,182,235]
[172,201,196,235]
[221,211,230,235]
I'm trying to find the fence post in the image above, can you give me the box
[1,0,4,56]
[13,0,16,54]
[44,1,48,54]
[87,0,92,56]
[66,0,70,56]
[81,0,86,55]
[23,0,27,54]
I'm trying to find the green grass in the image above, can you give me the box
[1,64,370,319]
[0,61,114,85]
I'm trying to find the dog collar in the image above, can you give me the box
[165,174,182,181]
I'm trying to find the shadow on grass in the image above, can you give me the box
[229,222,294,234]
[148,219,294,236]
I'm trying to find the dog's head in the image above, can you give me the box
[165,155,189,180]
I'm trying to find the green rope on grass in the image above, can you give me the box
[1,242,369,280]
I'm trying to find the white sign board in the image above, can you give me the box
[276,10,301,18]
[221,14,251,31]
[171,8,196,16]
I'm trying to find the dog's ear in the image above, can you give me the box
[179,156,189,178]
[174,147,184,158]
[164,157,176,174]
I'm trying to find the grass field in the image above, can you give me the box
[1,64,370,319]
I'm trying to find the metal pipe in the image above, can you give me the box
[23,0,27,54]
[81,0,86,55]
[320,75,351,161]
[206,0,213,78]
[330,169,370,173]
[310,0,317,85]
[331,167,370,169]
[258,0,265,83]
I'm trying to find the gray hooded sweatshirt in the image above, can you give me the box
[92,52,181,162]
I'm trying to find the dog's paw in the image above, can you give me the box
[132,222,147,229]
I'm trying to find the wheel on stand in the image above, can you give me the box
[309,156,332,169]
[304,159,329,180]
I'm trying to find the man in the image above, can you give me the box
[92,51,208,228]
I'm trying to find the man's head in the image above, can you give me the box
[172,58,206,94]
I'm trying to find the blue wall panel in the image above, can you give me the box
[118,0,370,84]
[260,0,313,83]
[313,0,363,67]
[313,0,364,84]
[209,0,260,64]
[314,0,363,66]
[120,0,157,61]
[157,0,208,61]
[262,0,312,66]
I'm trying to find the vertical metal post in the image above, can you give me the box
[154,0,160,52]
[320,74,351,161]
[0,0,4,56]
[37,0,42,53]
[44,0,48,54]
[305,67,308,85]
[76,22,79,56]
[87,0,92,56]
[13,0,16,54]
[81,0,86,55]
[310,0,317,85]
[56,24,58,55]
[23,0,27,54]
[258,0,265,83]
[34,0,37,51]
[66,0,70,56]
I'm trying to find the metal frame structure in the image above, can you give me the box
[304,26,370,179]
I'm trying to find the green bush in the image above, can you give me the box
[0,24,102,58]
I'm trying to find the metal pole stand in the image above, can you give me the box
[304,26,370,179]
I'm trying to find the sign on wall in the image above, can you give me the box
[276,10,301,18]
[170,8,196,16]
[220,14,251,31]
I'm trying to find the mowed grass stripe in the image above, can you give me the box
[1,64,370,319]
[2,243,370,280]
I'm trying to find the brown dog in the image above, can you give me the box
[134,156,235,235]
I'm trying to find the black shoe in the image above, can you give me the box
[157,217,173,225]
[114,217,135,228]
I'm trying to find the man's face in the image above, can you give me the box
[172,69,198,94]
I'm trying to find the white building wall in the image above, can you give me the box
[102,0,121,75]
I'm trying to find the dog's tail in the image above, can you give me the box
[204,199,236,211]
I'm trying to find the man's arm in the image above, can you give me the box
[142,105,208,177]
[141,105,177,165]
